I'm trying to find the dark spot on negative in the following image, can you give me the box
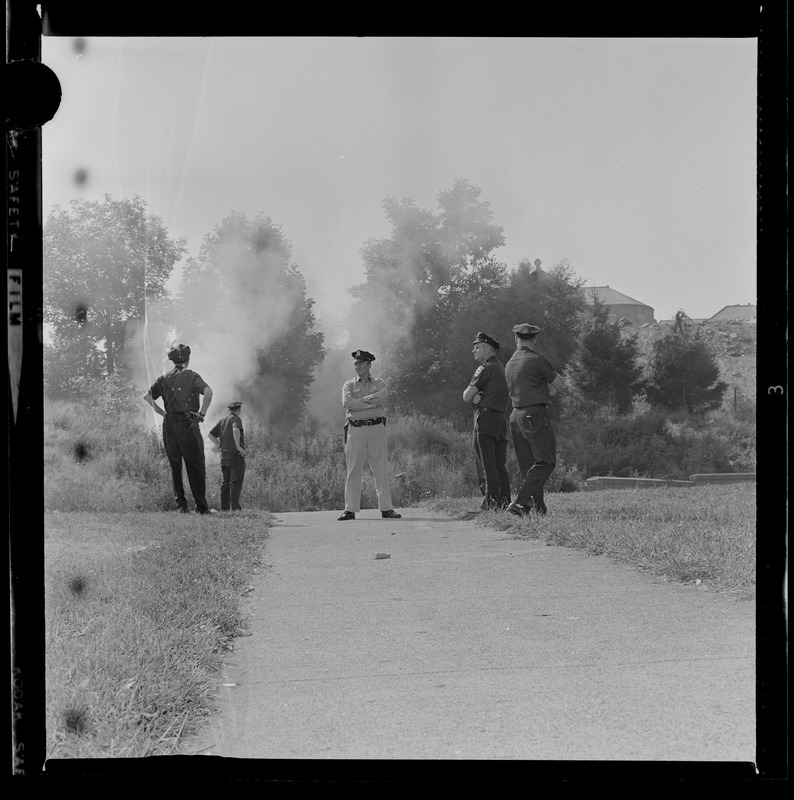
[63,706,89,735]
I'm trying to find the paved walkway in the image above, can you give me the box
[185,507,755,763]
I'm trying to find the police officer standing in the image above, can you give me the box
[143,344,214,514]
[208,401,246,511]
[504,324,567,516]
[462,332,511,510]
[338,350,401,521]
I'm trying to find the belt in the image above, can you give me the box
[348,417,386,427]
[514,404,549,410]
[478,407,505,414]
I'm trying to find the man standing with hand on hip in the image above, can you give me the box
[208,401,247,511]
[143,343,214,514]
[504,324,567,517]
[338,350,401,521]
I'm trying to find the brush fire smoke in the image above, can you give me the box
[132,216,426,436]
[136,230,307,430]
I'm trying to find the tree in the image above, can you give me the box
[348,181,588,424]
[348,179,507,416]
[568,297,645,415]
[496,258,585,370]
[646,310,727,414]
[43,331,106,398]
[43,195,186,381]
[177,211,325,425]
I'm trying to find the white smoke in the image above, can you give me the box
[133,228,307,431]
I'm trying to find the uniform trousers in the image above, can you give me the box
[509,405,556,511]
[162,412,208,513]
[343,422,393,512]
[473,408,511,509]
[220,451,246,511]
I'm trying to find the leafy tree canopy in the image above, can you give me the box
[568,297,645,416]
[44,195,186,380]
[646,310,728,414]
[177,211,324,425]
[349,179,585,423]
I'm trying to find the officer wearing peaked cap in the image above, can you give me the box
[143,343,214,513]
[504,323,568,517]
[462,332,511,510]
[512,323,542,337]
[338,349,401,521]
[208,401,246,511]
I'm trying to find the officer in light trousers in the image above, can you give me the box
[338,350,402,521]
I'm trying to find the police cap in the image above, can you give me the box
[472,331,500,349]
[351,350,376,362]
[167,343,191,363]
[227,401,242,410]
[512,323,542,338]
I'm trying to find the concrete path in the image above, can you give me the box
[186,507,755,763]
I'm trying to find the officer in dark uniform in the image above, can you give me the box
[504,324,567,516]
[208,401,246,511]
[143,344,214,514]
[462,332,511,509]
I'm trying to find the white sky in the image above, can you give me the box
[41,36,757,324]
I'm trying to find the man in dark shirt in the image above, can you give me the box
[462,332,511,510]
[208,401,247,511]
[143,343,214,514]
[504,324,567,516]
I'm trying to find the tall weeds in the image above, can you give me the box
[44,391,756,513]
[46,511,268,759]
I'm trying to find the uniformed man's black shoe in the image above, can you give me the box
[529,496,548,515]
[179,507,190,514]
[337,511,356,521]
[381,510,402,519]
[507,502,530,517]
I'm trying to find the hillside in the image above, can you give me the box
[634,318,756,408]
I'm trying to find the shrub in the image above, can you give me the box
[44,387,755,512]
[645,311,728,414]
[556,408,756,480]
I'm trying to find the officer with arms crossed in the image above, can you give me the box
[504,324,567,516]
[143,343,214,514]
[208,401,247,511]
[338,350,402,521]
[462,331,511,510]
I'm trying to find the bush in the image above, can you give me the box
[45,386,755,513]
[556,408,756,480]
[44,399,175,512]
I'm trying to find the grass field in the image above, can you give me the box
[45,510,271,759]
[434,482,756,598]
[45,482,754,759]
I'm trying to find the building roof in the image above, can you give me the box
[708,304,757,321]
[580,285,653,308]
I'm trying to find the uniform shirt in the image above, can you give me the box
[149,366,209,414]
[468,356,508,413]
[342,375,388,421]
[209,413,244,451]
[504,347,558,408]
